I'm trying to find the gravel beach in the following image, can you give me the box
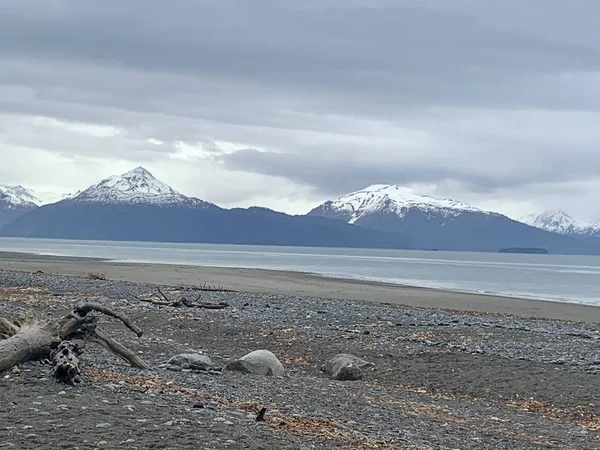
[1,253,600,449]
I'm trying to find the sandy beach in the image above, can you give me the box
[0,251,598,322]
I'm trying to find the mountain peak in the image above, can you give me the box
[520,210,580,235]
[313,184,487,224]
[0,184,42,208]
[123,166,154,177]
[70,167,214,207]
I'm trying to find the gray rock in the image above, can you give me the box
[321,354,375,381]
[225,350,285,377]
[166,353,214,371]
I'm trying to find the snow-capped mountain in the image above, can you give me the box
[310,184,491,224]
[0,185,42,209]
[520,210,600,239]
[69,167,215,208]
[0,185,41,226]
[519,210,580,235]
[0,170,412,249]
[308,184,600,253]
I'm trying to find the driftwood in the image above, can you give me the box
[0,302,149,383]
[51,341,83,384]
[137,288,228,309]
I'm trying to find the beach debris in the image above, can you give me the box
[321,354,375,381]
[0,301,150,383]
[226,350,285,377]
[137,287,229,309]
[165,353,214,371]
[51,341,83,384]
[87,272,108,280]
[256,400,269,422]
[184,281,237,292]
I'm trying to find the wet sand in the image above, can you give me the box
[0,251,598,322]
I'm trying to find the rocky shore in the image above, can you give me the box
[1,267,600,449]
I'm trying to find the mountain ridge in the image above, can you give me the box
[3,170,600,254]
[308,185,600,254]
[520,210,600,239]
[0,169,412,249]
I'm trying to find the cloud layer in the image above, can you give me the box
[1,1,600,221]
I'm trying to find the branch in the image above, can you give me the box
[90,329,150,369]
[0,318,19,338]
[156,287,171,303]
[196,301,229,310]
[73,302,143,338]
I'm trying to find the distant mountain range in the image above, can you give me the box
[0,185,72,226]
[1,169,599,254]
[0,168,411,249]
[520,210,600,239]
[308,184,600,254]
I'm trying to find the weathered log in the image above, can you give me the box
[140,291,229,309]
[0,320,61,373]
[0,301,148,378]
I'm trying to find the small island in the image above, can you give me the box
[499,247,549,254]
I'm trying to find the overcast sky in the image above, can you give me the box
[1,1,600,222]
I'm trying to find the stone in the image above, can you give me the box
[225,350,285,377]
[166,353,214,371]
[321,354,375,381]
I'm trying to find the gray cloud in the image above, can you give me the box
[1,1,600,220]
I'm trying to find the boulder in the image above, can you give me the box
[166,353,214,371]
[226,350,285,377]
[321,354,375,381]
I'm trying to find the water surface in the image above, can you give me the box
[1,237,599,306]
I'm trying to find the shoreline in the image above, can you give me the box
[1,250,599,322]
[4,250,591,306]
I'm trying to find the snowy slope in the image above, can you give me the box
[312,184,490,224]
[70,167,215,207]
[33,190,77,205]
[0,185,42,209]
[519,211,580,235]
[521,210,600,238]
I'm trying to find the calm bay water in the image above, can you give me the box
[1,237,600,306]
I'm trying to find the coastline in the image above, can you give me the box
[1,250,599,322]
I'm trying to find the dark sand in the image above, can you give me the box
[0,251,598,322]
